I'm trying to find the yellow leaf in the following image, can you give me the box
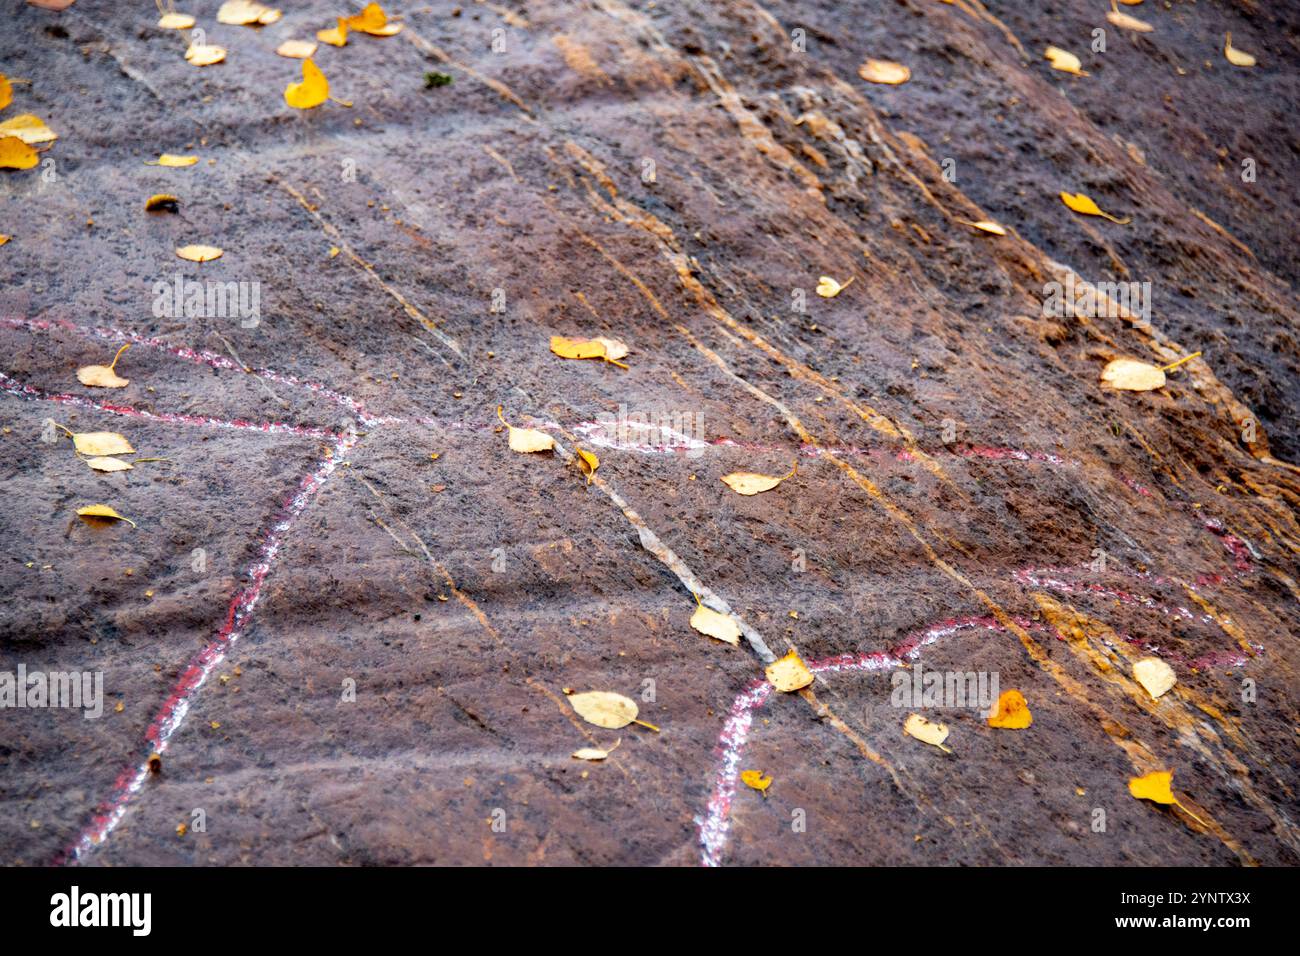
[0,73,12,111]
[217,1,279,25]
[1100,358,1165,391]
[85,456,133,473]
[903,712,951,750]
[76,504,137,528]
[858,59,910,85]
[317,18,349,47]
[1106,10,1153,32]
[148,153,199,167]
[276,39,318,59]
[184,43,227,67]
[176,244,223,262]
[1133,657,1176,699]
[144,193,180,212]
[346,3,402,35]
[741,769,772,793]
[69,431,134,457]
[1060,190,1130,224]
[0,235,9,246]
[0,135,38,170]
[571,738,620,761]
[156,12,196,29]
[76,344,130,389]
[0,114,57,145]
[721,461,796,496]
[690,603,741,646]
[550,335,629,368]
[567,691,639,729]
[815,275,854,298]
[765,649,813,692]
[497,405,554,453]
[1044,46,1089,76]
[987,689,1032,729]
[1128,770,1177,805]
[960,219,1007,236]
[1224,34,1256,68]
[575,447,599,483]
[285,59,331,110]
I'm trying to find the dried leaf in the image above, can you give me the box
[0,114,57,145]
[720,461,796,496]
[217,1,279,25]
[690,603,741,646]
[1133,657,1176,699]
[960,219,1007,236]
[346,3,402,35]
[0,135,38,170]
[0,235,9,245]
[145,193,180,212]
[317,18,349,47]
[176,244,223,262]
[1100,358,1165,391]
[1044,46,1089,77]
[858,59,910,85]
[550,335,629,368]
[1060,191,1130,224]
[1224,33,1256,68]
[903,712,951,751]
[76,504,136,528]
[497,406,554,453]
[276,39,318,59]
[0,73,12,111]
[148,153,199,167]
[285,59,330,109]
[184,43,227,67]
[575,447,599,483]
[85,456,133,473]
[1106,10,1153,32]
[815,275,854,298]
[987,689,1032,729]
[1128,770,1177,805]
[568,691,639,729]
[765,649,813,692]
[156,12,196,29]
[571,738,620,761]
[76,344,130,388]
[741,769,772,793]
[69,431,134,456]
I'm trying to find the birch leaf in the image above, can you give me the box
[145,193,180,212]
[176,244,223,262]
[184,44,227,67]
[575,447,599,483]
[903,713,951,751]
[76,344,130,388]
[317,18,349,47]
[497,406,554,453]
[285,59,330,109]
[86,456,133,473]
[346,2,402,35]
[0,114,58,145]
[690,603,741,646]
[959,219,1007,235]
[721,461,796,496]
[568,691,639,729]
[1224,34,1256,68]
[1101,358,1165,391]
[0,73,12,111]
[1044,46,1088,76]
[0,136,38,170]
[858,59,910,85]
[1106,10,1153,32]
[987,689,1032,729]
[1128,770,1177,805]
[765,649,813,692]
[77,504,137,528]
[157,12,196,29]
[1060,191,1130,224]
[550,335,629,368]
[815,275,854,298]
[276,39,318,59]
[571,738,620,761]
[70,432,134,456]
[1133,657,1176,699]
[148,154,199,167]
[741,770,772,793]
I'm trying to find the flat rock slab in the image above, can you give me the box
[1,0,1297,866]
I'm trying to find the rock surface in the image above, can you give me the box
[1,0,1297,866]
